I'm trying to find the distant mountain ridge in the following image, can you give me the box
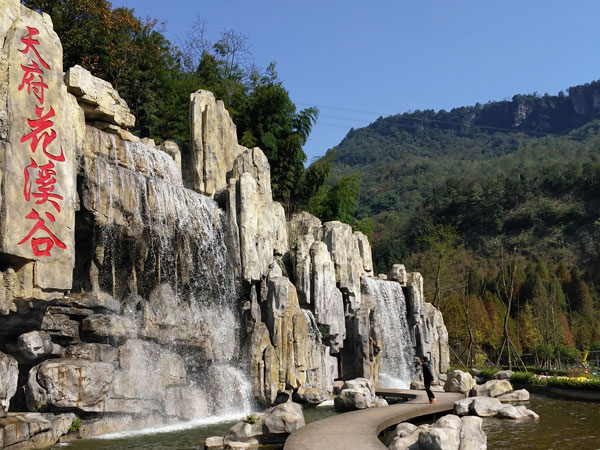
[321,78,600,270]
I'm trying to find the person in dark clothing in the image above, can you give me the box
[421,356,436,404]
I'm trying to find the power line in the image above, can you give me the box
[299,101,564,138]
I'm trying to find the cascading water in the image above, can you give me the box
[364,277,416,388]
[83,133,252,420]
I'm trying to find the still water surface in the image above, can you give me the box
[484,395,600,450]
[49,396,600,450]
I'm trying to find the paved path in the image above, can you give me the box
[284,389,464,450]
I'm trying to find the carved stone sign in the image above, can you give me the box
[1,8,75,289]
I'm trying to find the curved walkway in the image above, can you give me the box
[284,389,464,450]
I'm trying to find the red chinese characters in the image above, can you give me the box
[16,25,67,257]
[17,210,66,257]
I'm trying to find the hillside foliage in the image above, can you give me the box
[321,87,600,364]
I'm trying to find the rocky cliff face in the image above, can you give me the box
[0,1,450,447]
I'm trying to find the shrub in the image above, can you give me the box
[69,417,82,433]
[546,377,600,391]
[479,368,499,380]
[245,414,258,424]
[510,371,537,385]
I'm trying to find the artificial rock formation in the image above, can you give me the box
[0,2,451,447]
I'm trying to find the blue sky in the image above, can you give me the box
[111,0,600,163]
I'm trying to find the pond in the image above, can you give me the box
[484,395,600,450]
[46,405,338,450]
[47,395,600,450]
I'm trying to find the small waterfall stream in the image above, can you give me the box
[364,277,416,388]
[85,136,251,420]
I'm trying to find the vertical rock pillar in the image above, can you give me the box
[0,3,75,290]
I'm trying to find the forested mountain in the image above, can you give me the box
[317,83,600,363]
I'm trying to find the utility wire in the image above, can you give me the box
[298,101,572,138]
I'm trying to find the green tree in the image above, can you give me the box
[417,224,463,308]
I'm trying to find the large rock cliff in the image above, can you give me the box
[0,1,450,447]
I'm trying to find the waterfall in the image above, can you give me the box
[364,277,416,389]
[84,136,251,420]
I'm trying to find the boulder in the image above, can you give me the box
[64,343,118,363]
[515,405,539,420]
[385,422,418,446]
[41,313,80,344]
[81,314,137,341]
[0,352,18,411]
[224,402,304,444]
[293,387,329,406]
[469,397,503,417]
[497,405,524,419]
[454,398,474,416]
[419,426,460,450]
[26,359,114,411]
[65,65,135,129]
[262,402,305,434]
[434,414,463,430]
[469,369,482,377]
[492,370,514,380]
[16,330,54,361]
[334,378,375,411]
[470,379,512,398]
[225,440,259,449]
[372,396,389,407]
[0,412,75,449]
[388,431,420,450]
[410,381,425,390]
[205,436,225,449]
[497,389,530,402]
[444,370,476,395]
[459,416,486,450]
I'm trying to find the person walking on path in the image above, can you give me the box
[421,356,436,404]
